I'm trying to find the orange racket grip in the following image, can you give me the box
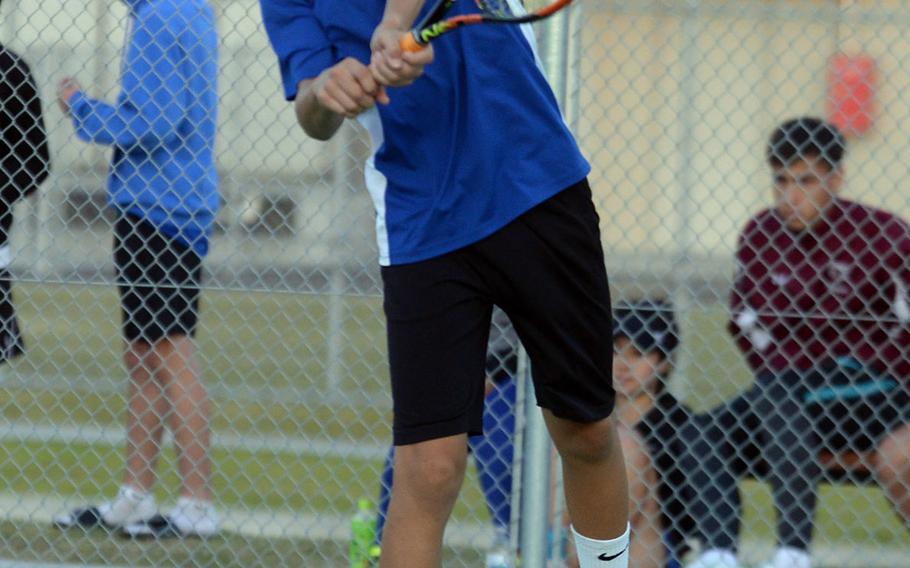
[400,32,426,53]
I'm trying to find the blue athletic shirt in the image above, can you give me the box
[260,0,590,265]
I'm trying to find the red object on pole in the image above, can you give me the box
[827,54,876,137]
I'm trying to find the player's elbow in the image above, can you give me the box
[144,116,182,146]
[301,121,337,141]
[119,122,178,152]
[294,79,343,141]
[296,106,342,141]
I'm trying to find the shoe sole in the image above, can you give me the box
[120,529,218,540]
[52,507,117,531]
[119,515,218,540]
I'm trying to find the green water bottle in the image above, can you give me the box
[350,498,377,568]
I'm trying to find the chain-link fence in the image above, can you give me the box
[1,1,909,567]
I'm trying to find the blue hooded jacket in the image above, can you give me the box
[69,0,219,255]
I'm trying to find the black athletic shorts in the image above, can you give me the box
[804,361,910,451]
[114,214,202,344]
[382,179,614,445]
[715,363,910,465]
[0,270,24,363]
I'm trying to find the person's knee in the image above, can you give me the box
[551,416,618,465]
[125,344,161,378]
[875,432,910,484]
[620,429,656,509]
[395,443,468,499]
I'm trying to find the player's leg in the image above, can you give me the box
[478,179,630,566]
[53,214,164,530]
[543,412,630,553]
[865,385,910,531]
[615,424,664,568]
[682,392,757,568]
[119,216,217,538]
[378,253,493,567]
[74,338,164,530]
[121,219,212,503]
[544,415,628,539]
[0,270,26,362]
[158,334,211,503]
[115,215,172,498]
[381,435,469,567]
[752,371,818,567]
[123,340,167,493]
[876,422,910,530]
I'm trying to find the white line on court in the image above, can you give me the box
[3,493,908,568]
[0,561,131,568]
[0,492,491,548]
[1,420,387,460]
[0,420,492,549]
[2,422,908,567]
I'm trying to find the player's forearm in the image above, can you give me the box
[381,0,425,29]
[294,79,344,141]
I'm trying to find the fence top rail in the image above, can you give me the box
[593,0,910,26]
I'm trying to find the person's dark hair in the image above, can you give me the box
[613,299,679,361]
[766,117,846,169]
[613,299,679,395]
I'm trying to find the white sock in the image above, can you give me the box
[571,523,630,568]
[696,549,738,567]
[772,546,811,568]
[121,485,149,500]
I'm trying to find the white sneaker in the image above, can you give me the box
[758,547,811,568]
[688,548,740,568]
[53,486,157,529]
[122,496,219,538]
[485,550,513,568]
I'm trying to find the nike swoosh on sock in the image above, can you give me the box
[597,545,628,562]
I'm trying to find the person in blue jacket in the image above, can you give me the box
[260,2,630,567]
[53,0,220,539]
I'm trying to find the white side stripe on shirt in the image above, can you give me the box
[894,276,910,324]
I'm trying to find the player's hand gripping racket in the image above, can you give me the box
[400,0,574,52]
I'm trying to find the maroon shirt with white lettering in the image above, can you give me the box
[730,198,910,383]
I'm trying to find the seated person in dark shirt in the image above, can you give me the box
[611,300,696,568]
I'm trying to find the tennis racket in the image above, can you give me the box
[400,0,575,52]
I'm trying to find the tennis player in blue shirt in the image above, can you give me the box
[260,2,631,566]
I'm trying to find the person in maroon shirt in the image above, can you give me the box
[686,117,910,568]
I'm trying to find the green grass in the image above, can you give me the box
[0,440,488,525]
[1,282,908,566]
[681,304,755,411]
[9,281,389,395]
[1,386,392,442]
[2,439,376,513]
[0,518,347,568]
[2,281,392,440]
[0,519,485,568]
[0,281,490,565]
[740,480,910,549]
